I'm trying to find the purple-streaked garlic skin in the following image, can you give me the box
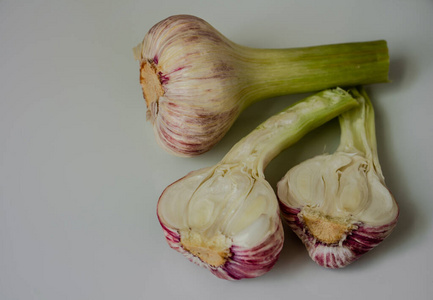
[279,205,398,268]
[135,15,244,156]
[158,217,284,280]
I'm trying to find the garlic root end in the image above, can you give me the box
[140,61,164,108]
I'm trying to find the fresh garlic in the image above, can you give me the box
[134,14,389,156]
[157,88,358,280]
[277,87,399,269]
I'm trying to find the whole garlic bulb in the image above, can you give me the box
[134,15,389,156]
[134,15,244,156]
[277,87,399,268]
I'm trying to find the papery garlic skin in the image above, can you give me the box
[135,15,389,156]
[277,87,399,268]
[157,88,358,280]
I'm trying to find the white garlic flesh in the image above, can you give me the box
[277,87,399,268]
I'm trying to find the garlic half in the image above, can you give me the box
[277,87,399,269]
[157,88,358,280]
[134,15,389,156]
[158,166,284,280]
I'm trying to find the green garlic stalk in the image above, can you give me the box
[157,88,358,280]
[277,87,399,268]
[134,14,389,156]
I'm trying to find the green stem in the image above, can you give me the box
[337,87,380,168]
[238,40,389,109]
[222,88,359,175]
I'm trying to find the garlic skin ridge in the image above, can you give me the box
[134,15,390,157]
[277,87,399,269]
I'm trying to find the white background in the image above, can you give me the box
[1,0,432,299]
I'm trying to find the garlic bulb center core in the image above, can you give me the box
[301,209,355,244]
[180,230,232,267]
[140,61,164,107]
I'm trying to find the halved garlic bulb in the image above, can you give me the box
[277,87,399,268]
[157,88,358,279]
[158,166,284,279]
[134,14,389,156]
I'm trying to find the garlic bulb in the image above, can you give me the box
[134,14,389,156]
[157,88,358,280]
[277,87,399,269]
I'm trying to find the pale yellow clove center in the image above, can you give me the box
[301,209,355,244]
[180,231,232,267]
